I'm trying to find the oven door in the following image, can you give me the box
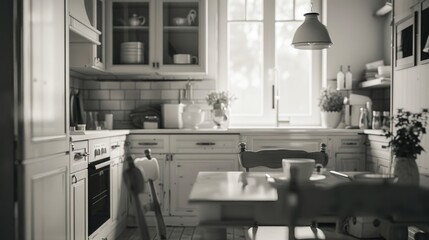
[88,158,111,236]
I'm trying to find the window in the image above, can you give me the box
[219,0,323,126]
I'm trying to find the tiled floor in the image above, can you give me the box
[116,226,247,240]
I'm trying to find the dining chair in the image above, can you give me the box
[124,149,228,240]
[238,142,329,172]
[238,142,331,240]
[281,168,429,240]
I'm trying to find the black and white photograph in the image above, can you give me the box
[1,0,429,240]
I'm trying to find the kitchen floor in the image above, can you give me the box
[116,226,247,240]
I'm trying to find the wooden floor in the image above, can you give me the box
[116,226,247,240]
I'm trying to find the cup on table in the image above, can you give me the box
[282,159,315,181]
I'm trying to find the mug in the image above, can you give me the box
[173,54,198,64]
[282,159,315,181]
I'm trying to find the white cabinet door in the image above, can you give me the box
[70,169,88,240]
[106,0,208,75]
[335,153,364,171]
[22,0,68,159]
[170,154,237,216]
[111,158,127,234]
[117,160,128,222]
[20,154,69,240]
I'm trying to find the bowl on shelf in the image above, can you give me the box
[171,17,188,26]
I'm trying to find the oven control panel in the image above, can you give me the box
[89,138,110,163]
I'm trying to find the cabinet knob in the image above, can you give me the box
[71,175,78,184]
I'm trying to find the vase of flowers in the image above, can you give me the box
[206,91,236,128]
[385,110,428,185]
[318,88,344,128]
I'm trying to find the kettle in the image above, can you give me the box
[128,14,145,26]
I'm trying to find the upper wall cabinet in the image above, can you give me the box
[106,0,208,76]
[70,0,107,75]
[70,0,102,44]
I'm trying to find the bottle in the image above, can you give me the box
[345,65,352,89]
[366,102,373,129]
[372,111,381,129]
[336,65,345,90]
[359,108,368,129]
[382,111,390,130]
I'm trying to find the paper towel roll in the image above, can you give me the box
[105,113,113,130]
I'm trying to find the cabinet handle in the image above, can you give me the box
[156,62,160,68]
[111,144,120,149]
[343,141,358,146]
[196,142,216,146]
[152,62,156,68]
[74,152,88,159]
[381,145,388,149]
[71,175,77,184]
[138,142,158,146]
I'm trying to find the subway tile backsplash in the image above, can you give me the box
[71,77,216,129]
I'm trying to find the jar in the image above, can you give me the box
[372,111,381,129]
[382,111,390,130]
[359,108,368,129]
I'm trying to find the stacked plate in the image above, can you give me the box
[120,42,144,64]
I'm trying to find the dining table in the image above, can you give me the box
[188,171,356,227]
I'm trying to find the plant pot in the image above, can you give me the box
[393,157,419,186]
[321,111,341,128]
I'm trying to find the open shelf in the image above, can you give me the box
[359,78,391,89]
[163,26,198,33]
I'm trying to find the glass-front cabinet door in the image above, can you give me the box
[157,0,207,74]
[106,0,207,75]
[107,0,155,73]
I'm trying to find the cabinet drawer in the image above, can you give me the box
[170,135,240,154]
[110,135,126,159]
[70,141,89,173]
[127,135,169,154]
[248,136,327,152]
[367,137,390,160]
[336,137,365,153]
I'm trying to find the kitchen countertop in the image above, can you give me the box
[70,128,365,141]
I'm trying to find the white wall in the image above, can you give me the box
[324,0,387,83]
[393,0,429,174]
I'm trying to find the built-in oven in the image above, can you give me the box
[88,138,111,237]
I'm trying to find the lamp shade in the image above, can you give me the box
[292,12,333,50]
[423,36,429,53]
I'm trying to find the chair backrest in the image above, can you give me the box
[239,142,328,172]
[123,156,151,240]
[132,149,167,240]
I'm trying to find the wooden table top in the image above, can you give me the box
[189,171,354,203]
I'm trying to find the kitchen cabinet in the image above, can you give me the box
[366,135,392,174]
[169,154,237,216]
[70,169,88,240]
[127,133,240,225]
[110,136,128,237]
[21,0,69,159]
[20,154,69,240]
[106,0,208,75]
[333,136,366,171]
[70,0,106,75]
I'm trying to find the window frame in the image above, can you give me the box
[218,0,324,127]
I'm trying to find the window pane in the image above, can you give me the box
[228,0,245,20]
[228,22,264,116]
[246,0,263,20]
[276,22,312,117]
[276,0,293,21]
[295,0,311,21]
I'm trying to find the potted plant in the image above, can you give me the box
[206,91,236,128]
[385,110,428,185]
[318,88,344,128]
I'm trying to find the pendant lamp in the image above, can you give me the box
[423,36,429,53]
[292,11,332,50]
